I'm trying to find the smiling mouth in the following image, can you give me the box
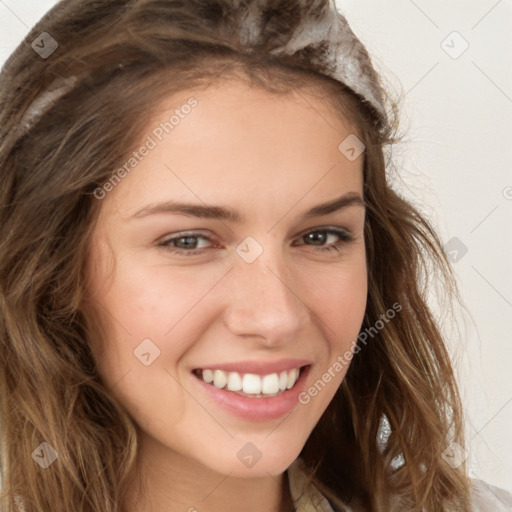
[192,366,309,398]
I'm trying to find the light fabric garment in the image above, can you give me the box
[287,458,512,512]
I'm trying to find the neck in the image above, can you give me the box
[121,436,296,512]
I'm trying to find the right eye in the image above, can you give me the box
[158,232,219,257]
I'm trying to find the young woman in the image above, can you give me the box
[0,1,511,511]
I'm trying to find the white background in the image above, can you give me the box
[1,0,511,493]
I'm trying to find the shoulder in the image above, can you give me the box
[470,478,512,511]
[287,459,512,512]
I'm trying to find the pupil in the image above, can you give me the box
[307,232,325,245]
[178,236,197,248]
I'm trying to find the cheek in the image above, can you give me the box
[86,250,234,402]
[85,259,224,432]
[299,265,367,412]
[92,251,227,341]
[326,268,367,349]
[309,253,367,347]
[298,252,367,407]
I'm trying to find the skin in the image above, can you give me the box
[85,78,368,512]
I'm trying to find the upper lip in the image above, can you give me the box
[192,358,311,376]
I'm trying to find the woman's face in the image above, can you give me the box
[85,78,367,478]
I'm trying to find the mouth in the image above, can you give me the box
[192,365,309,399]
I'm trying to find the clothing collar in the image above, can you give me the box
[287,458,337,512]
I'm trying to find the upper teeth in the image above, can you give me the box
[198,368,301,395]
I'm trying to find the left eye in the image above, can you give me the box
[297,228,353,251]
[158,228,353,256]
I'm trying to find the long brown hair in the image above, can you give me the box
[0,1,472,510]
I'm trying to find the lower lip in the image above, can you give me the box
[191,366,311,421]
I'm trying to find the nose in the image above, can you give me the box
[221,247,309,347]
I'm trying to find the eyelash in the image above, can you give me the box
[157,228,354,257]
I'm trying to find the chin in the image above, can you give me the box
[196,435,307,479]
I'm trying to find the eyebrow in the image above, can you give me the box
[130,191,365,222]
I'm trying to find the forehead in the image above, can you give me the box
[100,78,364,221]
